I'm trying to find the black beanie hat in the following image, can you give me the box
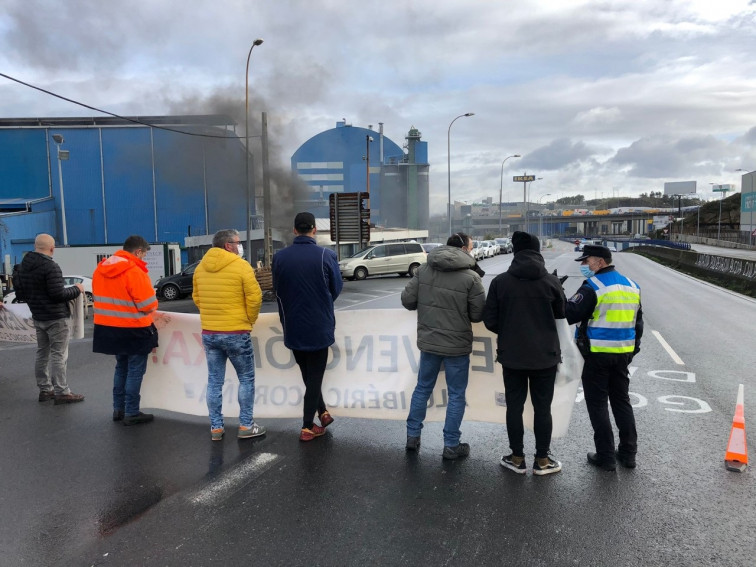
[512,231,540,254]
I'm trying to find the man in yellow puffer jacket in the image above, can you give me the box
[193,229,265,441]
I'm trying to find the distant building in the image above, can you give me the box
[290,121,429,229]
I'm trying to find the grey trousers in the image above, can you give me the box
[34,318,72,395]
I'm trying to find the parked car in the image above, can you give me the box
[478,240,493,259]
[421,243,443,253]
[339,242,427,280]
[3,275,93,305]
[485,240,500,256]
[471,240,485,261]
[495,237,513,254]
[154,261,200,300]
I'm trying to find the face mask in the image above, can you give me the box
[580,265,595,278]
[236,244,244,257]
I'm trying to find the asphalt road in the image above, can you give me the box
[1,240,754,566]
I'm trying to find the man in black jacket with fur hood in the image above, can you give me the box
[483,231,566,475]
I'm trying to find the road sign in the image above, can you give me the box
[329,192,370,243]
[513,175,535,182]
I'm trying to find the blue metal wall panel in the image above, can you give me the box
[203,135,248,234]
[0,129,50,199]
[153,129,206,242]
[101,128,156,244]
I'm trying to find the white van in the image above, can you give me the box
[339,242,427,280]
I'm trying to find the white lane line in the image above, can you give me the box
[652,330,685,366]
[190,452,279,505]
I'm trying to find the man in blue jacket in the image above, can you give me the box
[272,212,343,441]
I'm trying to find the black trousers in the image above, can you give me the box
[502,365,558,458]
[581,353,637,462]
[293,348,329,429]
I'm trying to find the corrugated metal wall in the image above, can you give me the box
[0,121,249,266]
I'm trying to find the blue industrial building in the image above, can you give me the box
[291,120,429,229]
[0,115,249,272]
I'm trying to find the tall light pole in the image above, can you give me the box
[447,112,474,235]
[365,135,373,193]
[736,169,755,246]
[245,38,264,264]
[499,154,521,235]
[537,192,551,240]
[51,134,69,245]
[525,177,542,232]
[710,183,730,242]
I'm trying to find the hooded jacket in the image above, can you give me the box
[192,247,262,332]
[17,251,80,321]
[92,250,159,355]
[401,245,486,356]
[272,235,343,351]
[483,249,566,370]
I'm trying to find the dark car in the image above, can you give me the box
[154,261,199,300]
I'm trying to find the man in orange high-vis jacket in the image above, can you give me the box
[92,235,159,426]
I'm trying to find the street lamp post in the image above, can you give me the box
[525,177,542,232]
[245,38,264,264]
[710,183,730,242]
[51,134,69,245]
[736,169,755,246]
[537,193,551,240]
[498,154,521,235]
[447,112,474,235]
[365,135,373,193]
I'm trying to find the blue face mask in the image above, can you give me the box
[580,265,595,278]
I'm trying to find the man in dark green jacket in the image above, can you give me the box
[402,232,486,460]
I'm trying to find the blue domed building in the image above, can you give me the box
[290,120,429,230]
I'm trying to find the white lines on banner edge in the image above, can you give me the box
[651,330,685,366]
[190,452,279,505]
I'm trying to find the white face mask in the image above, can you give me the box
[236,244,244,257]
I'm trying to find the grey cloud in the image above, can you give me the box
[519,139,602,171]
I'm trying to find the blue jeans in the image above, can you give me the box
[406,351,470,447]
[202,333,256,430]
[113,353,148,416]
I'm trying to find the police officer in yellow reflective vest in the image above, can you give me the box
[566,245,643,472]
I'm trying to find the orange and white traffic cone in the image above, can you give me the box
[725,384,748,473]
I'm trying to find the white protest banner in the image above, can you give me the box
[0,304,36,343]
[142,310,581,437]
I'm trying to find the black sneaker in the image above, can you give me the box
[533,454,562,476]
[442,443,470,460]
[500,453,527,474]
[113,410,125,422]
[406,435,421,451]
[123,412,154,426]
[587,452,616,471]
[616,451,636,469]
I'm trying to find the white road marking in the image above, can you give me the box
[190,452,279,505]
[651,330,685,366]
[336,290,403,310]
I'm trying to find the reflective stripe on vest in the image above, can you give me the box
[585,272,640,353]
[93,293,157,326]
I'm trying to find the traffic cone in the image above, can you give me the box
[725,384,748,472]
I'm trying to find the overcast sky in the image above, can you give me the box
[1,0,755,213]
